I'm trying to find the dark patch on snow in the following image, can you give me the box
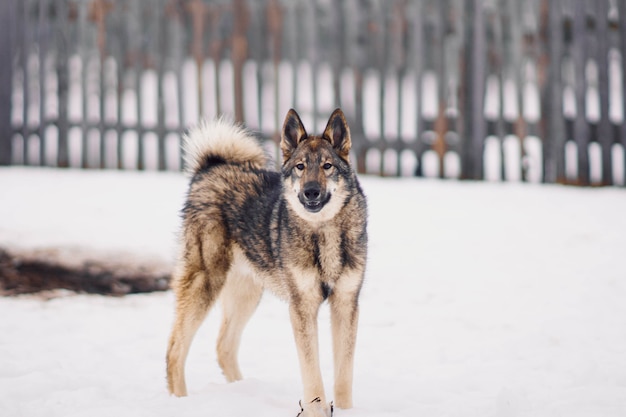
[0,248,171,296]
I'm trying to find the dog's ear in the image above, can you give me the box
[281,109,307,162]
[323,108,351,162]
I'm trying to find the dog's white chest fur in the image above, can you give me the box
[315,225,343,282]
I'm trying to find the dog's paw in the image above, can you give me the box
[296,397,334,417]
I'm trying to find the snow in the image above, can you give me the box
[1,167,626,417]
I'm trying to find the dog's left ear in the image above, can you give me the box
[281,109,308,163]
[323,108,351,162]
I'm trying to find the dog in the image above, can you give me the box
[166,108,368,416]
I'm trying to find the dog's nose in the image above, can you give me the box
[303,183,321,201]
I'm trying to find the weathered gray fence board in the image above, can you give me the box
[19,1,30,164]
[409,0,424,176]
[542,0,565,184]
[462,0,486,180]
[54,0,69,168]
[571,0,590,184]
[0,0,14,166]
[1,0,625,186]
[593,0,613,185]
[622,0,626,168]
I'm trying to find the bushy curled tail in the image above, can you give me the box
[182,118,269,175]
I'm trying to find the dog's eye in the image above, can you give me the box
[323,163,332,170]
[296,163,305,171]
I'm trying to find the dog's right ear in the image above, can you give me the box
[281,109,307,162]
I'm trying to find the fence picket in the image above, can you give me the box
[570,0,589,185]
[0,0,14,166]
[20,1,30,165]
[54,0,69,167]
[621,0,626,181]
[541,0,566,184]
[594,0,613,184]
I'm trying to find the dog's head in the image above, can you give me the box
[280,108,353,223]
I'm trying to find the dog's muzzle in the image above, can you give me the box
[299,182,330,213]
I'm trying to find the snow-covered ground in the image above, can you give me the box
[1,167,626,417]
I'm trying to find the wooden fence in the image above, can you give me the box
[1,0,626,185]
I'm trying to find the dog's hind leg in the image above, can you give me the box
[216,252,263,382]
[166,269,212,396]
[166,231,230,396]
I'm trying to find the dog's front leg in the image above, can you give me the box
[289,298,330,414]
[329,272,363,409]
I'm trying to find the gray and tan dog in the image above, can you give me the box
[166,108,368,416]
